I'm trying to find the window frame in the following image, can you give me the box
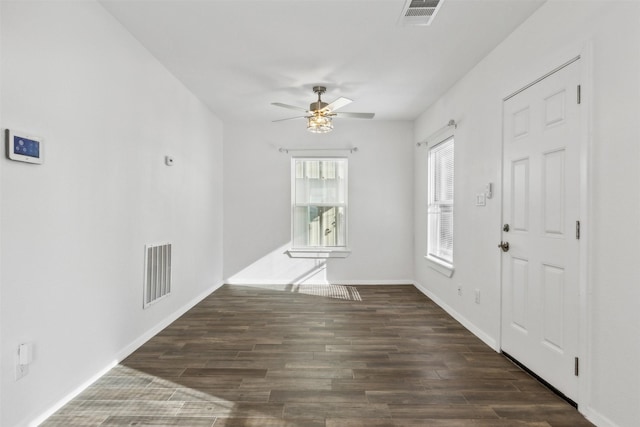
[425,136,455,277]
[287,156,351,259]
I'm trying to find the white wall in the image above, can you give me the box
[588,3,640,423]
[413,1,640,426]
[0,2,224,426]
[2,1,638,426]
[223,120,414,285]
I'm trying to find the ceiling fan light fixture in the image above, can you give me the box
[273,85,372,133]
[307,114,333,133]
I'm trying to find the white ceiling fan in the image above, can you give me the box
[271,86,375,133]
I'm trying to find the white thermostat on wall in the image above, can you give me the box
[5,129,44,164]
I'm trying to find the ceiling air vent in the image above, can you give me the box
[400,0,444,26]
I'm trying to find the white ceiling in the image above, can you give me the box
[99,0,546,123]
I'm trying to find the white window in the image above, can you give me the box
[427,137,454,271]
[289,158,349,257]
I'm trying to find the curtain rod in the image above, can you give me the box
[416,119,457,147]
[279,147,359,154]
[504,55,580,101]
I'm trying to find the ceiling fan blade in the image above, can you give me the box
[272,115,307,122]
[322,97,352,113]
[271,102,309,113]
[334,112,375,119]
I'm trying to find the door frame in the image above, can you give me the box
[498,43,592,413]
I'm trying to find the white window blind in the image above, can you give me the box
[427,137,454,264]
[292,158,348,249]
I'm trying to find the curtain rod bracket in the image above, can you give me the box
[417,119,457,147]
[279,147,359,154]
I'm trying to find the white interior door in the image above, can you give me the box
[501,60,582,401]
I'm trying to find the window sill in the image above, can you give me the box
[287,249,351,259]
[424,255,455,278]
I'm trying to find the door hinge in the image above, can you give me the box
[575,357,579,376]
[576,221,581,240]
[577,85,582,104]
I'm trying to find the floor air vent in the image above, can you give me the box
[143,243,172,308]
[400,0,444,26]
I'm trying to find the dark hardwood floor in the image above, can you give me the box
[42,284,593,426]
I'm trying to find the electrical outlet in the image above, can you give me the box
[475,289,481,304]
[15,363,28,380]
[457,285,462,296]
[15,345,29,381]
[15,343,32,380]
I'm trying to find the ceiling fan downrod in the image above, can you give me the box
[310,86,329,112]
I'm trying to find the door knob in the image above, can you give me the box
[498,241,510,252]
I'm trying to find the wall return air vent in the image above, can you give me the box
[400,0,444,26]
[143,243,172,309]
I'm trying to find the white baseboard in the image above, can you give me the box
[225,279,319,286]
[413,281,499,352]
[332,280,414,286]
[29,278,620,427]
[581,406,621,427]
[115,281,224,361]
[29,281,224,427]
[28,361,118,426]
[225,279,414,286]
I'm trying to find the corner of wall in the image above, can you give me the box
[412,281,499,352]
[29,280,225,427]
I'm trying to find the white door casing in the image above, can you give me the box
[501,59,582,401]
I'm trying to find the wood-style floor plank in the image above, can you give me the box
[41,284,594,426]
